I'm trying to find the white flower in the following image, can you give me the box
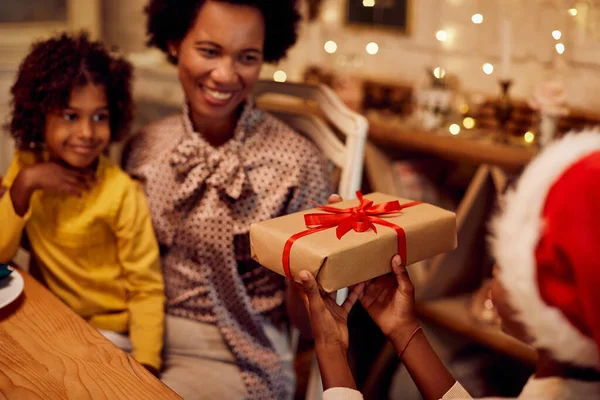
[528,80,569,117]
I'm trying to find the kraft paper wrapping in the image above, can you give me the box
[250,192,457,292]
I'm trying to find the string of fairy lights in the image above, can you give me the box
[433,2,576,143]
[433,9,568,78]
[271,0,382,83]
[272,1,576,83]
[270,1,579,144]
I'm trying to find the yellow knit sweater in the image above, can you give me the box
[0,151,165,369]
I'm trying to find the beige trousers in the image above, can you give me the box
[98,329,133,353]
[160,315,295,400]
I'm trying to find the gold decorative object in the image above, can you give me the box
[494,80,514,144]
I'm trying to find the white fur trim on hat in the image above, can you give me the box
[490,129,600,369]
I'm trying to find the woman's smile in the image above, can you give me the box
[172,1,265,136]
[200,85,238,106]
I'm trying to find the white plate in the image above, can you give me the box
[0,267,24,309]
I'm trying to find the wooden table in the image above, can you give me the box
[367,119,537,173]
[256,96,537,173]
[0,269,180,399]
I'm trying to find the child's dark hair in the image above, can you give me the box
[8,32,134,149]
[146,0,301,64]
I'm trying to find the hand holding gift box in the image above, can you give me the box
[250,192,457,292]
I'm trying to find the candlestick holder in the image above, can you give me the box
[494,80,513,144]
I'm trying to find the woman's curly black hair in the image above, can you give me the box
[146,0,301,64]
[9,32,134,149]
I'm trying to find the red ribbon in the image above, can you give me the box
[282,191,421,280]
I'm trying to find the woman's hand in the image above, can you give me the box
[296,270,364,351]
[10,162,95,216]
[358,255,419,348]
[328,193,342,204]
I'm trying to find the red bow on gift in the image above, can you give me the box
[282,191,421,280]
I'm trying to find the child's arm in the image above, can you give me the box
[287,195,344,340]
[11,161,93,216]
[1,155,94,262]
[114,181,165,374]
[0,154,32,262]
[358,256,472,400]
[297,270,361,392]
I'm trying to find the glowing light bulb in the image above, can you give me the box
[436,30,448,42]
[552,30,562,40]
[366,42,379,55]
[569,8,578,16]
[433,67,446,79]
[471,14,483,24]
[449,124,461,135]
[324,40,338,54]
[524,131,535,143]
[273,70,287,83]
[363,0,375,7]
[482,63,494,75]
[556,43,565,54]
[463,117,476,129]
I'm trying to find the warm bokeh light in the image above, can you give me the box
[352,56,365,68]
[324,40,338,54]
[556,43,565,54]
[471,14,483,24]
[436,30,448,42]
[482,63,494,75]
[322,8,338,23]
[569,8,578,17]
[552,30,562,40]
[363,0,375,7]
[273,70,287,83]
[524,131,535,143]
[433,67,446,79]
[463,117,476,129]
[449,124,461,135]
[366,42,379,55]
[459,104,470,114]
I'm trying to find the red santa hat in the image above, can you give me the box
[490,129,600,370]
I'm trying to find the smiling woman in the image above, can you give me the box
[124,1,333,400]
[143,0,300,147]
[168,2,266,145]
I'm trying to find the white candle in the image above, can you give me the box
[500,18,512,79]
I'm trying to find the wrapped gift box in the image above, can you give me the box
[250,192,457,292]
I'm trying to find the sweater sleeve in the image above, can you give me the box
[0,153,31,263]
[114,179,165,370]
[321,381,473,400]
[441,381,473,399]
[323,388,364,400]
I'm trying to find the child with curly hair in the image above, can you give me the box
[0,32,165,376]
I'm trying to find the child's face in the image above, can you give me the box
[44,83,110,169]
